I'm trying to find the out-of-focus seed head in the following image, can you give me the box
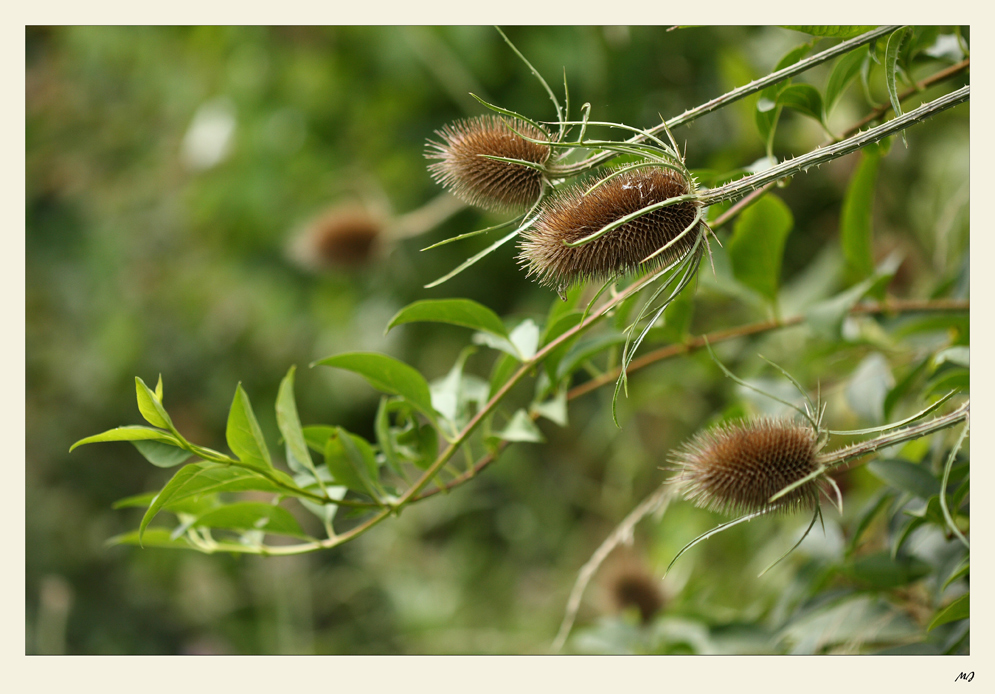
[426,115,551,212]
[518,167,701,290]
[287,204,383,271]
[608,566,665,625]
[669,418,821,516]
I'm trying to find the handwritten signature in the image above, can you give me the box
[955,672,974,683]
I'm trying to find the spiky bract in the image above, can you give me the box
[426,115,550,212]
[518,167,701,289]
[670,419,821,517]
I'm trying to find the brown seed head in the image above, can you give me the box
[288,204,383,271]
[518,167,701,289]
[426,115,551,212]
[609,567,665,625]
[670,418,821,516]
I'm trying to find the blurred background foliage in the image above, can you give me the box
[26,26,968,654]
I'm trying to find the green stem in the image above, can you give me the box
[549,26,899,177]
[699,86,969,207]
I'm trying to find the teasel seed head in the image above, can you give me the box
[669,418,822,517]
[518,166,702,290]
[608,566,665,625]
[287,204,383,271]
[426,115,551,212]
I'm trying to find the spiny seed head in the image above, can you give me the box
[518,167,701,290]
[669,418,821,517]
[426,115,551,212]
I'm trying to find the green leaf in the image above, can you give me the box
[194,502,310,539]
[295,472,348,528]
[885,27,911,146]
[928,594,969,631]
[845,353,892,424]
[867,459,941,499]
[532,389,568,427]
[934,346,969,369]
[805,254,900,340]
[925,368,969,398]
[139,463,215,543]
[70,425,182,452]
[108,528,194,550]
[884,355,931,419]
[226,384,274,472]
[386,299,509,339]
[727,194,794,304]
[314,353,436,420]
[488,352,520,400]
[324,428,380,497]
[825,46,868,115]
[777,84,824,122]
[154,374,164,402]
[374,397,403,477]
[783,26,877,39]
[135,377,173,430]
[493,409,545,443]
[302,425,336,454]
[276,366,315,476]
[556,333,626,381]
[846,490,893,555]
[842,551,931,590]
[509,318,541,360]
[542,311,584,382]
[840,150,880,280]
[942,560,969,593]
[112,492,158,509]
[132,439,193,468]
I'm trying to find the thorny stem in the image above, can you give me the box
[835,58,969,141]
[816,400,969,470]
[549,26,899,177]
[699,86,969,207]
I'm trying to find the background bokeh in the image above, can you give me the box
[26,26,968,654]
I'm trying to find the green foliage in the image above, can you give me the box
[39,25,969,655]
[727,194,793,305]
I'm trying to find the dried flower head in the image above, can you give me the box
[669,418,822,516]
[287,204,383,271]
[426,115,551,212]
[518,167,702,289]
[608,566,665,625]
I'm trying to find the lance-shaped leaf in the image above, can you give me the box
[276,366,316,476]
[314,352,436,420]
[840,150,880,280]
[728,194,794,305]
[135,377,173,431]
[70,425,182,452]
[386,298,509,339]
[324,427,382,498]
[226,384,274,472]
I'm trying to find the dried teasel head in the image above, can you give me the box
[669,418,823,517]
[426,115,551,212]
[518,166,702,290]
[607,565,665,625]
[287,204,384,271]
